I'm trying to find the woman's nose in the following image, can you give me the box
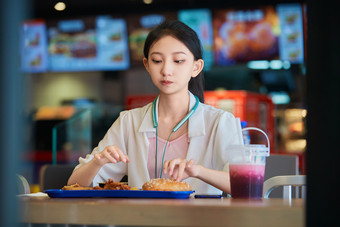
[160,61,173,76]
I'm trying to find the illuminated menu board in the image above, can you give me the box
[277,3,304,63]
[20,19,48,73]
[212,3,304,66]
[213,6,280,66]
[47,16,130,72]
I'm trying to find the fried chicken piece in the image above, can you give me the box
[93,186,103,190]
[103,178,131,190]
[62,179,132,190]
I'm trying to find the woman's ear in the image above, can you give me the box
[192,59,204,78]
[143,58,149,72]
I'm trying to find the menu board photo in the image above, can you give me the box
[47,16,130,72]
[276,3,304,63]
[20,19,48,73]
[213,6,280,66]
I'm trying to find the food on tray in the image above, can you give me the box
[62,179,133,190]
[102,178,131,190]
[62,183,93,190]
[62,178,191,191]
[142,178,192,191]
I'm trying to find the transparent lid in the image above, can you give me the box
[244,144,269,156]
[241,127,270,156]
[228,144,269,157]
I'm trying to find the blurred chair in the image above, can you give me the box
[39,164,76,191]
[263,175,306,199]
[16,174,30,195]
[264,154,299,198]
[38,164,115,227]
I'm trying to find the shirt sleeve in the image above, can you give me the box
[212,112,243,172]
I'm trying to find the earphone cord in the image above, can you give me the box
[155,127,174,179]
[159,131,174,178]
[155,127,158,178]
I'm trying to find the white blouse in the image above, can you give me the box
[76,92,243,194]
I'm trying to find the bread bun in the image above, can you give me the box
[142,178,192,191]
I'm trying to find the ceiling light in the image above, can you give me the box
[143,0,153,4]
[54,2,66,11]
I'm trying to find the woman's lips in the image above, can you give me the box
[161,80,173,86]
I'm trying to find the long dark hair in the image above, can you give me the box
[143,20,205,103]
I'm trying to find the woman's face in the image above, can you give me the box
[143,35,203,96]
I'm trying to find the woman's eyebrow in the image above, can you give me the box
[150,51,188,56]
[173,51,187,55]
[150,52,162,56]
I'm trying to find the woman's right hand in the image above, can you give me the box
[93,145,130,166]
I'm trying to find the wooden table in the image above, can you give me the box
[19,195,305,227]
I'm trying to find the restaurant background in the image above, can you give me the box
[21,0,308,186]
[2,0,339,226]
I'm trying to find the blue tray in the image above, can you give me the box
[45,189,194,199]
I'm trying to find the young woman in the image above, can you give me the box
[67,20,243,194]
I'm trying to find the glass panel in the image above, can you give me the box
[52,109,92,164]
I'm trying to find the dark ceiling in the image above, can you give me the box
[33,0,304,19]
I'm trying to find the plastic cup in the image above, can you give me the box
[228,144,269,199]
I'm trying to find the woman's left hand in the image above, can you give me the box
[162,158,200,182]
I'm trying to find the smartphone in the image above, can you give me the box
[194,194,222,198]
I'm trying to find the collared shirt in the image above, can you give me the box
[77,92,243,194]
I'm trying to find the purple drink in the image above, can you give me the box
[229,164,265,199]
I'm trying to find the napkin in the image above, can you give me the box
[17,192,48,197]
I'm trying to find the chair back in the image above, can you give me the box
[39,164,76,191]
[264,154,299,198]
[263,175,306,199]
[16,174,30,194]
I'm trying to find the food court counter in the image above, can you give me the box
[19,195,305,226]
